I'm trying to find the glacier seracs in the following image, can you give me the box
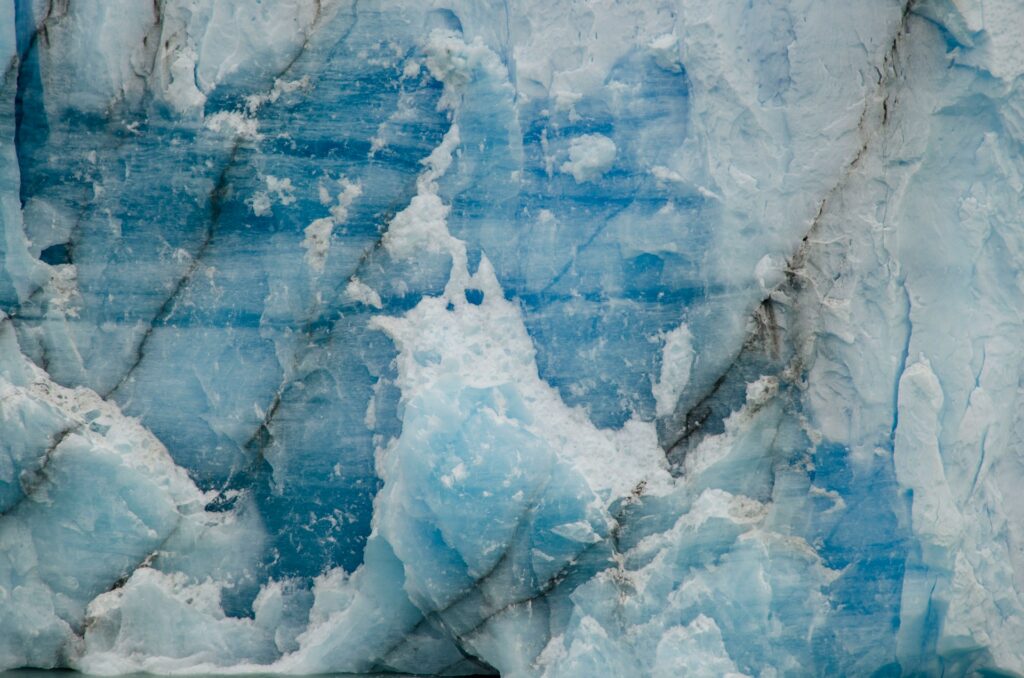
[3,0,1024,675]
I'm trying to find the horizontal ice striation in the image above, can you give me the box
[3,0,1024,675]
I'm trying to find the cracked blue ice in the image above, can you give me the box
[4,0,1024,675]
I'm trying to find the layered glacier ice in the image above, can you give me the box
[4,0,1024,675]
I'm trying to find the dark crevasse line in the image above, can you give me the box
[2,1,370,610]
[657,0,918,457]
[106,2,354,403]
[7,1,449,599]
[105,142,239,401]
[641,4,922,670]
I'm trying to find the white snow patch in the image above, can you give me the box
[328,178,362,224]
[653,323,694,417]
[301,218,334,274]
[560,134,616,183]
[345,278,382,309]
[250,192,272,217]
[265,176,296,205]
[648,33,682,72]
[302,177,362,274]
[245,76,311,114]
[165,43,206,113]
[205,111,261,141]
[251,175,296,217]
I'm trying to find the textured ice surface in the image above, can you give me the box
[4,0,1024,675]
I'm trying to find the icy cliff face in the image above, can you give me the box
[3,0,1024,674]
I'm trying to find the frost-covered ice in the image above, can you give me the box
[4,0,1024,675]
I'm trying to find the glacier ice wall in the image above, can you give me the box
[3,0,1024,675]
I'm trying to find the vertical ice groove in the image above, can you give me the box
[782,0,1024,672]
